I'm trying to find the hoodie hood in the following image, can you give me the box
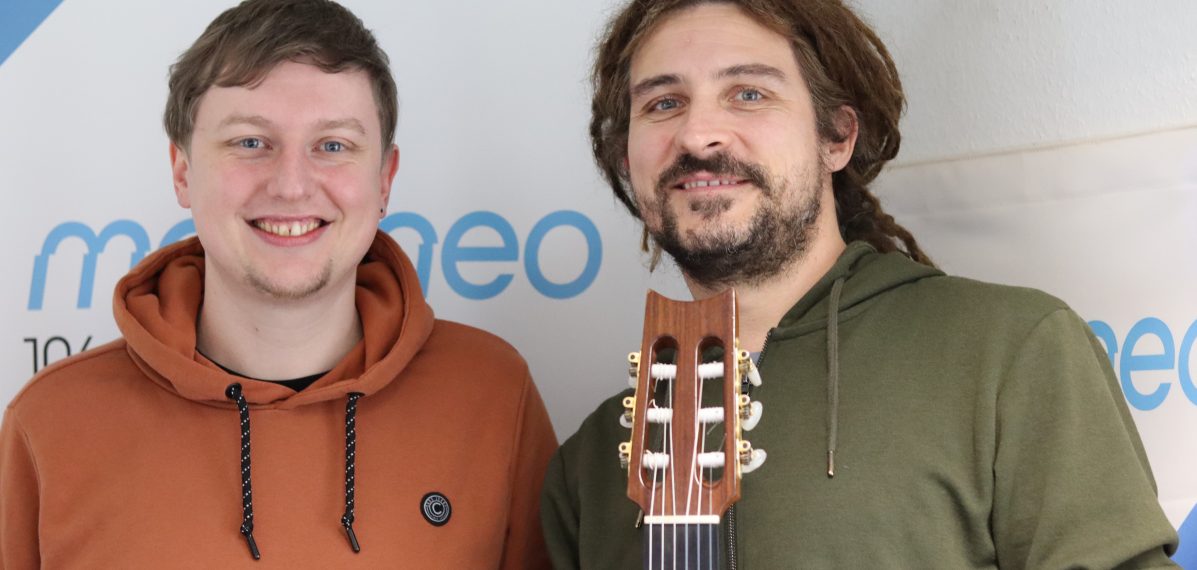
[112,230,434,409]
[771,241,943,340]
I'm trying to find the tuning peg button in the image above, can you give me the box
[742,449,767,474]
[746,362,762,387]
[742,401,763,431]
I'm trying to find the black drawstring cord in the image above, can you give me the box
[223,386,365,558]
[341,392,364,553]
[225,383,261,561]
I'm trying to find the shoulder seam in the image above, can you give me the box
[7,339,128,410]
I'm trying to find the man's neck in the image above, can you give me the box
[684,222,846,353]
[196,273,362,381]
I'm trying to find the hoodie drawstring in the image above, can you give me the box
[342,392,363,553]
[225,383,260,560]
[225,385,365,560]
[826,277,845,478]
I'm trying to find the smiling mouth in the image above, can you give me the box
[677,178,747,190]
[251,218,328,238]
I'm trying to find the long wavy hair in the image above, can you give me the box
[591,0,933,266]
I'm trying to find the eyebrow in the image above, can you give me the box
[630,74,681,100]
[630,63,790,100]
[717,63,788,82]
[315,118,367,136]
[218,114,274,129]
[217,115,367,136]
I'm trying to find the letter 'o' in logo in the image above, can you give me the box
[421,492,451,526]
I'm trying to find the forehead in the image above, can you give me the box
[630,3,798,83]
[193,61,381,135]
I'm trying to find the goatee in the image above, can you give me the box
[645,152,822,289]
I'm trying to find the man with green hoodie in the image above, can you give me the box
[541,0,1178,567]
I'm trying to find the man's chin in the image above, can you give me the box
[675,226,753,254]
[245,267,333,301]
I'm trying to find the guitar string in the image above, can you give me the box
[648,370,661,570]
[686,354,699,569]
[650,353,730,569]
[669,368,677,570]
[695,359,703,570]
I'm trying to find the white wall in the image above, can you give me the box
[854,0,1197,164]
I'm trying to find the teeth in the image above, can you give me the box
[682,179,738,190]
[254,219,321,237]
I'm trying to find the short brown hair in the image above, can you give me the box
[164,0,397,151]
[592,0,932,265]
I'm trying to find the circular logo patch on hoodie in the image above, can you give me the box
[421,492,451,526]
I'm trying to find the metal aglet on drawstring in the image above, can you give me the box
[243,530,261,560]
[342,517,361,553]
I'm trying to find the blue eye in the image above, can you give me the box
[737,89,763,102]
[651,98,680,112]
[321,141,345,152]
[238,138,264,149]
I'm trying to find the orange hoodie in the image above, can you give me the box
[0,232,556,569]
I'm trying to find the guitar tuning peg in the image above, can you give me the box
[627,352,640,388]
[746,360,762,387]
[736,394,763,431]
[737,440,767,473]
[735,351,762,387]
[742,400,763,431]
[619,396,635,428]
[620,412,633,429]
[742,449,767,474]
[618,441,631,470]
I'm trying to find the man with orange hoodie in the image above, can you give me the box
[0,1,555,567]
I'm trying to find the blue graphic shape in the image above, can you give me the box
[0,0,64,68]
[160,218,196,247]
[441,211,518,300]
[28,220,151,310]
[1175,504,1197,567]
[381,212,438,296]
[524,210,602,299]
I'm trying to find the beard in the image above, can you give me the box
[643,152,823,289]
[245,260,334,301]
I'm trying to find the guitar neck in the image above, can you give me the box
[643,522,723,570]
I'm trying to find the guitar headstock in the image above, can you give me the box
[618,289,766,525]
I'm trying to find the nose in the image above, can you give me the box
[675,100,731,158]
[267,147,315,200]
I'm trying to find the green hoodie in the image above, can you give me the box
[542,242,1178,569]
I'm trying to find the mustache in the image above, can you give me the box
[654,153,771,195]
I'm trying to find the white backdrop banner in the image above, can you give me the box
[877,127,1197,560]
[1,0,1192,559]
[0,0,665,442]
